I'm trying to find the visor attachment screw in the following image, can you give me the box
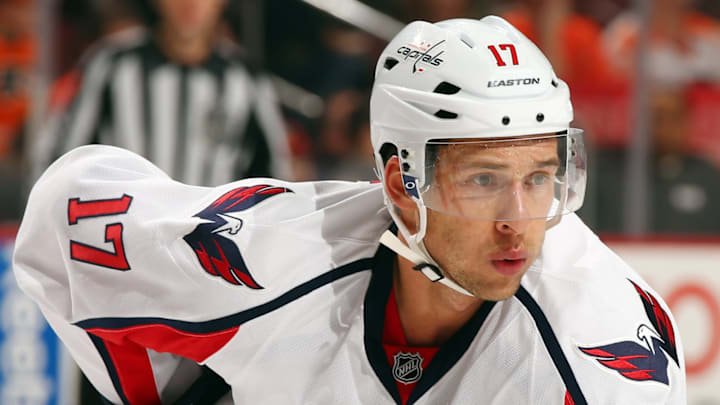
[502,116,510,125]
[536,113,544,122]
[402,162,411,172]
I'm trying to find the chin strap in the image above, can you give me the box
[379,230,474,297]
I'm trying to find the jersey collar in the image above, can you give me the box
[363,239,497,405]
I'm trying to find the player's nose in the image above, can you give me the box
[495,186,531,235]
[495,218,530,235]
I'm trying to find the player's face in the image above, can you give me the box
[422,137,559,301]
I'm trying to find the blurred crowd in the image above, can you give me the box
[2,0,720,235]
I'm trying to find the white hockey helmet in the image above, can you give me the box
[371,16,587,295]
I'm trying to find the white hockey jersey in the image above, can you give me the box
[13,145,686,404]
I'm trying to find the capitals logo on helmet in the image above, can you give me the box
[183,185,292,288]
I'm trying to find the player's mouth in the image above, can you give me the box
[489,250,527,276]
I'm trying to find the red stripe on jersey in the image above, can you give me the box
[101,336,161,404]
[210,239,241,285]
[599,357,639,370]
[382,288,439,405]
[581,348,612,357]
[620,370,654,380]
[564,389,575,405]
[88,324,239,363]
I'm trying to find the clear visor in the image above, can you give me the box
[415,129,586,221]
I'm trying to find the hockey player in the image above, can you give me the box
[13,16,685,404]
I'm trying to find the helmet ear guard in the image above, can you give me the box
[378,153,473,297]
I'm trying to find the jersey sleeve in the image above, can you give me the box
[12,145,315,403]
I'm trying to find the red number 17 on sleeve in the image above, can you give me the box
[67,194,133,270]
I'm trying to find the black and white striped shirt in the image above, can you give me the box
[43,28,290,186]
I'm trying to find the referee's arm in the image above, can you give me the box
[241,74,292,180]
[31,48,113,180]
[52,49,114,158]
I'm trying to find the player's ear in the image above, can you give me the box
[383,156,417,211]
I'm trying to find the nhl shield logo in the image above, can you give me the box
[392,352,424,384]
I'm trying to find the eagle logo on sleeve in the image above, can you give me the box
[579,280,679,385]
[183,185,292,288]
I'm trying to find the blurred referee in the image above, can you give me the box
[39,0,291,186]
[41,1,288,401]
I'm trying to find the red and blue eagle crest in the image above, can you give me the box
[579,280,679,385]
[183,185,292,289]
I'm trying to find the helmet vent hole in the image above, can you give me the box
[409,101,439,116]
[536,113,545,122]
[435,110,458,119]
[459,34,475,48]
[433,81,461,95]
[384,57,400,70]
[502,116,511,125]
[551,79,558,88]
[407,101,459,119]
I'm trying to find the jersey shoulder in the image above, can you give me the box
[532,214,677,334]
[523,214,685,402]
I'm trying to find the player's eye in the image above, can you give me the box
[527,173,550,186]
[471,173,494,186]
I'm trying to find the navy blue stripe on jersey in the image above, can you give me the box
[364,243,403,405]
[363,241,497,405]
[88,332,131,405]
[515,286,588,405]
[75,257,373,333]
